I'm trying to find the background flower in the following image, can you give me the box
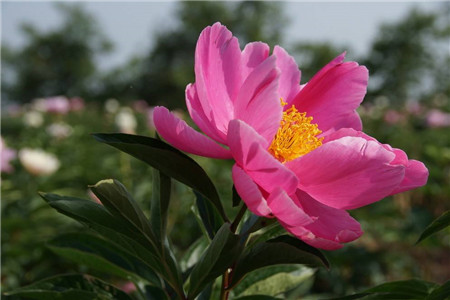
[18,148,60,176]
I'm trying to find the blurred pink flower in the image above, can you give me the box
[426,109,450,128]
[153,23,429,250]
[384,109,404,125]
[1,137,17,173]
[46,122,73,139]
[69,97,85,111]
[119,281,136,294]
[147,107,155,130]
[406,101,423,116]
[132,99,149,113]
[34,96,71,114]
[6,104,22,117]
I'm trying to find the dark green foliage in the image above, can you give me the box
[417,210,450,244]
[3,274,133,300]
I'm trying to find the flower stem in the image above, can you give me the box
[219,269,230,300]
[230,203,247,233]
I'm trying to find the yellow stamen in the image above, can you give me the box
[269,103,323,162]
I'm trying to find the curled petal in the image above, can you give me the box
[241,42,270,79]
[195,22,242,134]
[287,136,405,210]
[234,56,282,145]
[186,83,227,143]
[232,164,272,217]
[266,187,313,227]
[324,128,429,194]
[228,119,298,195]
[273,46,301,106]
[292,52,368,134]
[390,156,428,194]
[153,106,231,159]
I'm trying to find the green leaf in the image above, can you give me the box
[232,265,304,296]
[48,232,161,286]
[188,224,242,299]
[39,192,183,295]
[40,193,157,255]
[89,179,158,249]
[86,181,183,297]
[92,133,227,221]
[151,169,171,245]
[327,279,439,300]
[180,237,209,273]
[427,280,450,300]
[416,210,450,244]
[234,296,282,300]
[234,266,314,298]
[229,235,329,288]
[195,190,224,239]
[3,274,133,300]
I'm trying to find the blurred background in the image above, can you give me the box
[2,1,449,298]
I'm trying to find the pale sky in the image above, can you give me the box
[1,1,443,70]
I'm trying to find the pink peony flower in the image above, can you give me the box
[153,23,428,250]
[426,109,450,128]
[384,109,404,125]
[1,137,17,173]
[132,99,149,113]
[69,97,85,111]
[36,96,71,114]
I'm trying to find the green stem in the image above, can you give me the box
[230,204,247,233]
[219,204,247,300]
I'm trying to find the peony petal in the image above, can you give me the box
[194,22,242,134]
[228,119,298,195]
[273,46,301,106]
[266,187,313,227]
[241,42,270,79]
[390,158,428,194]
[153,106,232,159]
[234,56,282,144]
[185,83,227,143]
[286,136,405,210]
[323,128,429,195]
[297,190,362,243]
[232,164,272,217]
[291,53,368,134]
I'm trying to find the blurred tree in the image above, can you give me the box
[289,42,349,82]
[97,1,286,108]
[1,3,112,103]
[363,5,450,106]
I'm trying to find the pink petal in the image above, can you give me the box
[286,136,405,210]
[194,22,242,134]
[153,106,232,159]
[241,42,270,79]
[227,119,298,195]
[273,46,301,106]
[291,53,368,134]
[185,83,227,143]
[390,157,428,194]
[232,164,272,217]
[297,190,362,243]
[266,187,313,227]
[276,190,362,250]
[234,56,282,144]
[324,129,429,195]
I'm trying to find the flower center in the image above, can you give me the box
[269,102,323,162]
